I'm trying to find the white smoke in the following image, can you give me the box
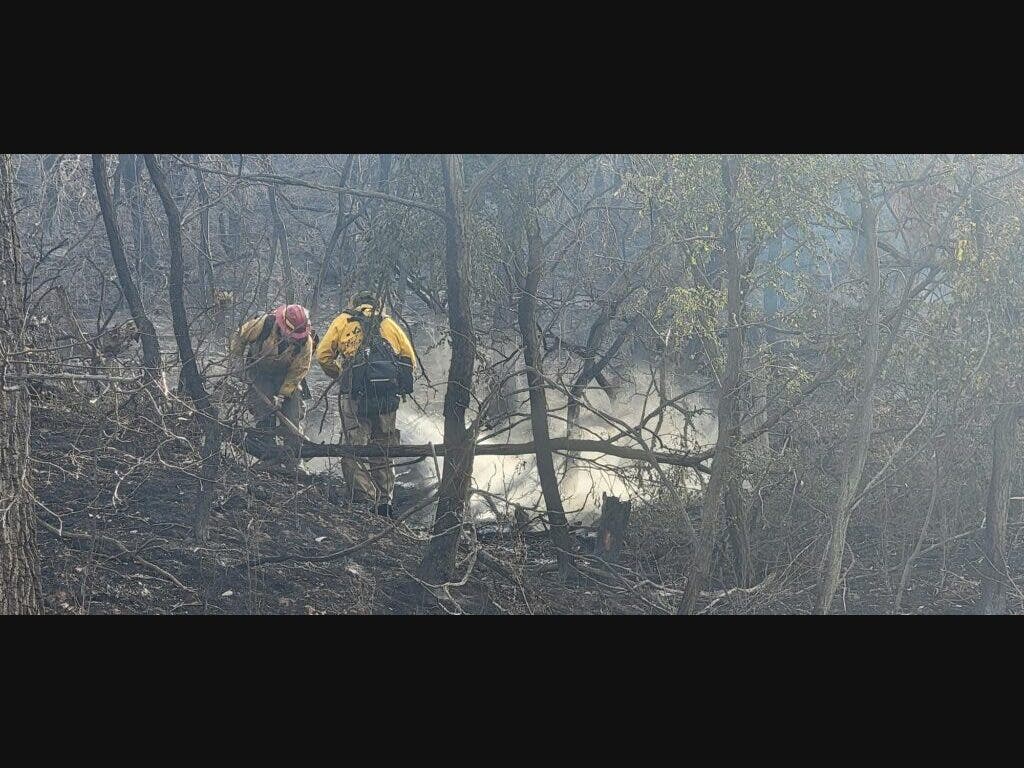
[303,336,716,527]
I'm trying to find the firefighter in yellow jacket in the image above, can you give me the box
[230,303,314,474]
[316,291,416,515]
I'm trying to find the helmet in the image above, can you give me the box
[274,304,310,341]
[350,290,378,310]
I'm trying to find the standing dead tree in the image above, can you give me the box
[192,154,217,302]
[565,263,638,435]
[515,201,574,576]
[143,154,223,542]
[310,154,357,322]
[92,154,165,393]
[417,154,477,589]
[267,180,295,305]
[117,154,155,282]
[0,153,42,614]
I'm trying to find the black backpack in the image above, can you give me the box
[347,312,414,406]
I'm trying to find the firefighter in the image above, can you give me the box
[316,291,416,515]
[230,303,314,475]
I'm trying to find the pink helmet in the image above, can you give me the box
[274,304,310,341]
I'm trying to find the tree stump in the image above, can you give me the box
[595,494,631,564]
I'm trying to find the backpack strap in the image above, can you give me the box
[242,313,276,367]
[255,313,276,346]
[348,311,384,354]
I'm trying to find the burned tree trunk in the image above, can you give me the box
[117,154,155,280]
[566,265,634,435]
[143,154,222,543]
[680,155,745,614]
[816,178,881,614]
[595,494,632,564]
[192,155,216,302]
[91,154,165,393]
[261,221,278,306]
[310,154,356,322]
[267,184,295,305]
[39,153,61,237]
[217,160,242,266]
[379,154,408,314]
[516,209,574,575]
[278,435,709,467]
[0,153,42,614]
[417,154,477,588]
[979,403,1022,615]
[726,473,753,587]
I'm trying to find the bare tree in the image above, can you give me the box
[192,154,216,301]
[515,203,574,576]
[143,154,223,542]
[267,182,295,305]
[117,154,155,280]
[310,154,356,321]
[0,154,42,614]
[92,154,165,391]
[417,154,477,589]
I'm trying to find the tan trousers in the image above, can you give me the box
[339,396,399,504]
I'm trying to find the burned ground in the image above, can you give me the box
[30,394,662,614]
[29,392,1012,615]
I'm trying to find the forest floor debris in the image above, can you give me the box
[29,398,1010,614]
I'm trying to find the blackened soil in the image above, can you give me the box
[31,396,1010,615]
[31,399,657,614]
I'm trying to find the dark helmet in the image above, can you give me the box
[350,290,378,310]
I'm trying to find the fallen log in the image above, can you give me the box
[233,391,711,472]
[238,432,712,472]
[261,436,712,471]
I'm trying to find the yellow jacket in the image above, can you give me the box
[229,314,313,397]
[316,304,416,379]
